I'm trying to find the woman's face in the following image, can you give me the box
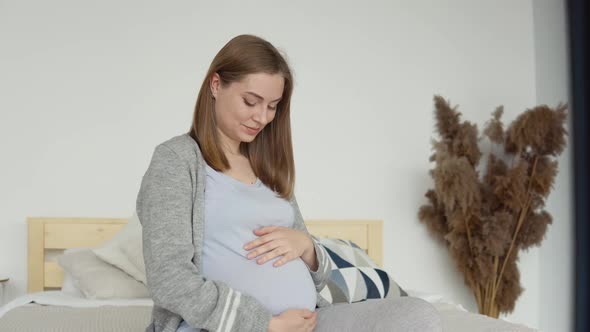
[210,72,284,151]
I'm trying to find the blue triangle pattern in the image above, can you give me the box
[325,247,354,268]
[317,240,407,305]
[375,268,390,296]
[358,269,381,299]
[329,269,350,301]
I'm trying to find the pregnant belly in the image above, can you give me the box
[201,243,317,315]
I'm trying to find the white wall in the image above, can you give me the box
[533,1,573,332]
[0,1,571,330]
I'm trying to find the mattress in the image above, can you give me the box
[0,291,152,332]
[0,290,539,332]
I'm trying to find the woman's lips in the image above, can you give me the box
[244,125,261,135]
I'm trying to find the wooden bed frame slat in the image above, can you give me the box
[27,220,45,293]
[44,262,64,288]
[45,223,124,249]
[27,217,383,293]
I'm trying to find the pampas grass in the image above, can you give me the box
[418,95,568,318]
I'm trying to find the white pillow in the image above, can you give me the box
[57,248,149,299]
[60,248,85,297]
[92,211,146,284]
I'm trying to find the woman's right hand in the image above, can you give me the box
[267,308,317,332]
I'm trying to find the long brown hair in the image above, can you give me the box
[189,34,296,200]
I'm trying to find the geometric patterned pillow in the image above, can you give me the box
[314,236,408,304]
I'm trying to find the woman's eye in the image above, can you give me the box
[269,105,277,111]
[243,99,255,107]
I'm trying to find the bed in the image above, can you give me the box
[0,217,539,331]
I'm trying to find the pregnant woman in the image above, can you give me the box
[136,34,442,332]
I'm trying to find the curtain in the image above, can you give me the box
[568,0,589,331]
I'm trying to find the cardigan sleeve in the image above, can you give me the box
[289,195,332,292]
[136,143,273,332]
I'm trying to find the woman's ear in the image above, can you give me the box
[210,72,220,99]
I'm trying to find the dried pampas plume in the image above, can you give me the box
[418,95,568,318]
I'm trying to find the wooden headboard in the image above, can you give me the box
[27,217,383,293]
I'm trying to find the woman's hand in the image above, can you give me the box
[268,309,317,332]
[243,226,312,267]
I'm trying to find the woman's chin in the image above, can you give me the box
[238,133,258,142]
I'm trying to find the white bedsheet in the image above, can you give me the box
[405,289,540,332]
[405,288,466,309]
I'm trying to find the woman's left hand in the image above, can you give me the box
[243,226,312,267]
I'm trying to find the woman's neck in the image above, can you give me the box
[225,148,241,156]
[217,128,241,156]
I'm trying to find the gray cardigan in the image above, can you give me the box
[136,133,332,332]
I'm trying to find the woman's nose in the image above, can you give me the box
[253,106,268,124]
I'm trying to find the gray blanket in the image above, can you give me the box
[0,302,539,332]
[0,304,151,332]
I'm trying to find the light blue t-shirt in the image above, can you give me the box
[200,163,317,316]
